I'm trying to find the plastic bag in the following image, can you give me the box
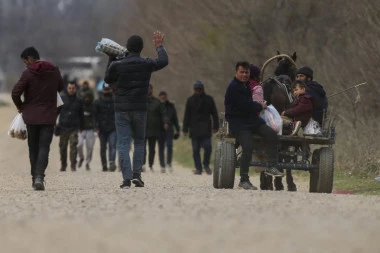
[262,105,283,135]
[57,92,64,107]
[303,118,321,135]
[95,38,128,57]
[8,113,27,140]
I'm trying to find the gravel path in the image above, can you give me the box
[0,94,379,253]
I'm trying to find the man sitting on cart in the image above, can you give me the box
[224,61,284,190]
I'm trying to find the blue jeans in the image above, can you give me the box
[115,111,147,180]
[98,130,117,167]
[158,131,174,167]
[191,136,212,172]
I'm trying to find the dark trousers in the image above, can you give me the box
[59,130,78,169]
[235,124,278,182]
[26,125,54,179]
[144,136,158,167]
[158,131,174,167]
[99,130,117,167]
[191,136,212,172]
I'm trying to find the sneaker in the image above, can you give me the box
[161,167,166,173]
[32,177,36,190]
[34,177,45,191]
[132,174,144,187]
[109,162,116,172]
[264,167,284,177]
[291,121,301,136]
[102,165,108,172]
[193,170,202,175]
[238,180,258,190]
[78,158,84,168]
[86,164,90,171]
[60,165,66,172]
[167,163,173,173]
[205,167,212,175]
[120,180,131,189]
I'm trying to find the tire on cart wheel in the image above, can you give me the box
[213,141,236,189]
[309,149,320,193]
[317,147,334,193]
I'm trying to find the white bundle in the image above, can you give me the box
[95,38,127,57]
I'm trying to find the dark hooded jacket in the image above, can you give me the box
[146,96,169,137]
[104,46,168,112]
[58,92,84,132]
[306,81,328,125]
[12,61,64,125]
[94,94,116,133]
[183,92,219,138]
[162,100,180,133]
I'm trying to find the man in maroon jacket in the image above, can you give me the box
[12,47,64,191]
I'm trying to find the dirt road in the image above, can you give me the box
[0,94,378,253]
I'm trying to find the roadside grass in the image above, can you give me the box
[173,137,380,195]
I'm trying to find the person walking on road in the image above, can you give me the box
[104,31,168,189]
[94,83,117,172]
[158,91,180,173]
[11,46,64,190]
[77,92,96,171]
[143,85,169,172]
[183,81,219,175]
[57,82,84,172]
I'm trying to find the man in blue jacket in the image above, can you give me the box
[104,31,168,189]
[225,61,284,190]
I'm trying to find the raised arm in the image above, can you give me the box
[150,31,168,71]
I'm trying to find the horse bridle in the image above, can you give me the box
[270,77,295,103]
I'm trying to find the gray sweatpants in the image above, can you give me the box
[77,130,96,166]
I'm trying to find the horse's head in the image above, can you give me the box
[274,51,297,81]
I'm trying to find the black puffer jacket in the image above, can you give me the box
[94,94,115,133]
[306,81,328,125]
[58,93,84,132]
[183,93,219,138]
[104,46,168,112]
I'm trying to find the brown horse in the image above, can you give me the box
[260,52,298,191]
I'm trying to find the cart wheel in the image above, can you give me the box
[213,141,236,189]
[317,147,334,193]
[309,149,320,193]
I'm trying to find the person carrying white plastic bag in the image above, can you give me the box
[11,46,64,191]
[8,113,27,140]
[261,105,283,135]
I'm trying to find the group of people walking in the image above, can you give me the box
[11,30,327,192]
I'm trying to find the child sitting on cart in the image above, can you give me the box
[281,80,314,135]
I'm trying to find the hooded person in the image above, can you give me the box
[11,46,64,190]
[295,66,328,125]
[249,64,264,102]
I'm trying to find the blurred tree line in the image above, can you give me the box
[1,0,379,174]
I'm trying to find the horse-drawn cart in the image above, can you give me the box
[213,118,336,193]
[214,53,335,193]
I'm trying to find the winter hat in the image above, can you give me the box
[250,64,261,80]
[193,80,204,90]
[126,35,144,52]
[159,91,167,96]
[295,66,313,80]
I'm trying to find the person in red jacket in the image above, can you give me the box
[281,80,314,134]
[12,47,64,190]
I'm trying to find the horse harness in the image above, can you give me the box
[269,77,295,103]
